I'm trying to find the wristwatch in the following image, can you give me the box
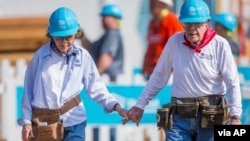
[230,115,240,120]
[113,103,120,111]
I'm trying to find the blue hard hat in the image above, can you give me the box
[212,12,237,31]
[100,3,123,19]
[179,0,211,23]
[48,7,80,37]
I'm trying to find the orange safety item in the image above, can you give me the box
[142,10,183,76]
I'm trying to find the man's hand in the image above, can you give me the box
[231,118,241,125]
[230,116,241,125]
[122,106,144,126]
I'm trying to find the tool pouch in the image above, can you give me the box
[201,105,226,128]
[200,96,228,128]
[31,112,64,141]
[157,104,171,130]
[177,102,199,118]
[29,95,81,141]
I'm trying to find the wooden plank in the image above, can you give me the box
[0,16,49,52]
[0,28,47,41]
[0,39,48,52]
[0,16,49,27]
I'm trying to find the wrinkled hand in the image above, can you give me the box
[231,118,241,125]
[115,104,128,123]
[122,106,144,126]
[22,124,34,141]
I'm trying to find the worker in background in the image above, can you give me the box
[142,0,183,81]
[80,3,124,141]
[213,12,240,62]
[80,3,124,83]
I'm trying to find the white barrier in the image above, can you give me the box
[0,59,18,141]
[0,59,160,141]
[2,59,250,141]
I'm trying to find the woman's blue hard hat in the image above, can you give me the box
[48,7,80,37]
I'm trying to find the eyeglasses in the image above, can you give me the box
[182,22,207,28]
[53,35,75,42]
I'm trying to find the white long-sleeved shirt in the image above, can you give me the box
[136,32,242,118]
[17,41,118,127]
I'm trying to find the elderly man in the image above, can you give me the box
[124,0,242,141]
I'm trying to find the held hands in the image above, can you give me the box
[22,124,34,141]
[114,104,128,121]
[122,106,144,126]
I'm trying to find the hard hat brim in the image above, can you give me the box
[179,17,211,23]
[49,27,79,37]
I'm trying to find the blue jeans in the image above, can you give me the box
[63,121,87,141]
[166,112,213,141]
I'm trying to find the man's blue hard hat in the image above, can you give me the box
[179,0,211,23]
[100,3,123,19]
[48,7,80,37]
[212,12,238,31]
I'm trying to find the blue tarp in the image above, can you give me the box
[16,85,249,124]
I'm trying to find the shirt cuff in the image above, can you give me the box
[17,118,31,126]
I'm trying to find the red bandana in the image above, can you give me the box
[183,27,216,53]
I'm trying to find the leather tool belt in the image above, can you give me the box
[157,103,172,131]
[30,95,81,141]
[157,95,229,130]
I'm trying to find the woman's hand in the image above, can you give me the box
[114,104,128,123]
[22,124,34,141]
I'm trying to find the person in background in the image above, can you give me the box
[212,12,240,62]
[81,3,124,83]
[80,3,124,141]
[123,0,242,141]
[142,0,183,80]
[18,7,127,141]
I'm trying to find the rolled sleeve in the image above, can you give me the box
[17,118,31,126]
[104,102,119,113]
